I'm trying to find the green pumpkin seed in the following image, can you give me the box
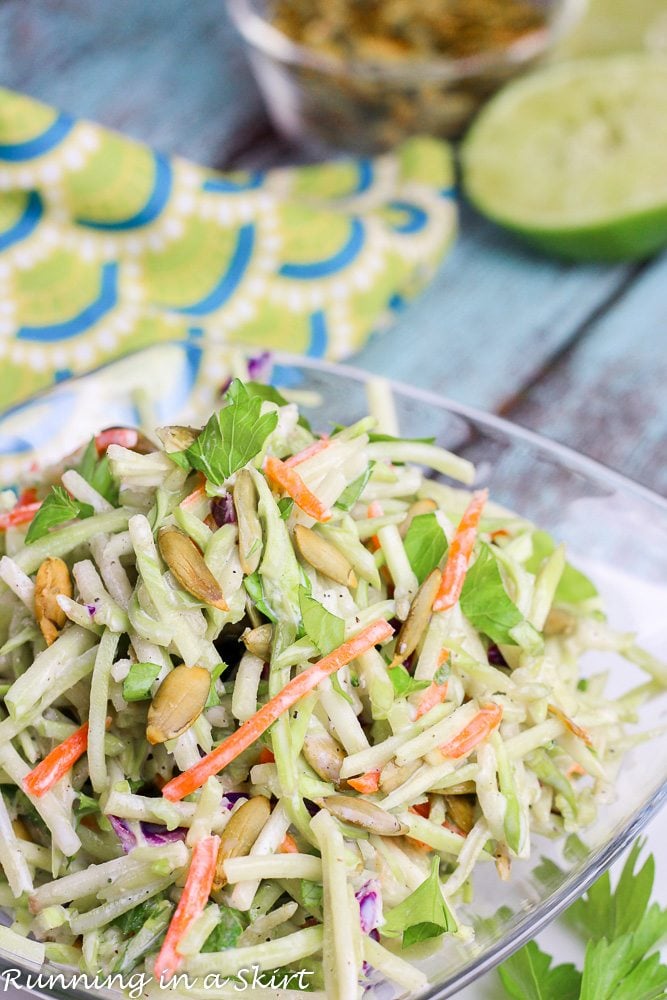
[158,527,228,610]
[213,795,271,890]
[294,525,358,587]
[233,470,263,576]
[146,665,211,745]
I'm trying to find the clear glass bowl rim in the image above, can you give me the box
[226,0,588,84]
[0,347,665,1000]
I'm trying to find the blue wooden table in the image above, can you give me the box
[2,0,664,495]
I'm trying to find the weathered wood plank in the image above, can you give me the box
[0,0,268,166]
[503,253,667,495]
[353,205,634,412]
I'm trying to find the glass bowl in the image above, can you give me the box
[226,0,587,154]
[1,345,666,999]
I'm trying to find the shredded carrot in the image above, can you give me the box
[442,819,467,838]
[548,704,593,748]
[409,802,431,819]
[347,769,381,794]
[414,681,449,720]
[258,747,275,765]
[153,835,220,980]
[179,474,206,509]
[406,837,432,852]
[162,619,394,801]
[566,762,586,779]
[0,502,42,532]
[366,500,384,551]
[285,437,330,467]
[95,428,140,453]
[439,703,503,760]
[264,455,332,522]
[18,487,38,506]
[23,718,110,797]
[433,490,488,612]
[279,833,299,854]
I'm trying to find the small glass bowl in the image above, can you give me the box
[226,0,586,154]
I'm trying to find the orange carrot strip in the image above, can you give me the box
[153,835,220,981]
[95,428,140,453]
[179,473,207,509]
[566,762,586,779]
[442,820,467,838]
[258,747,275,765]
[162,619,394,802]
[548,704,593,748]
[347,769,381,794]
[433,490,489,612]
[264,456,332,522]
[18,488,38,506]
[409,802,431,819]
[439,703,503,760]
[279,833,299,854]
[285,437,330,467]
[0,502,42,531]
[23,719,109,797]
[406,837,433,853]
[366,501,384,551]
[414,681,449,720]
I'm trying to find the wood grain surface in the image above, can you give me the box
[1,0,665,494]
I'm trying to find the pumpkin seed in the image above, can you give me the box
[242,624,273,661]
[444,794,476,834]
[158,527,228,611]
[233,470,262,576]
[302,730,345,784]
[156,425,201,452]
[146,665,211,745]
[294,525,357,588]
[392,568,442,665]
[213,795,271,891]
[323,795,407,836]
[544,608,576,636]
[399,498,437,539]
[379,759,420,794]
[34,557,72,647]
[437,780,476,796]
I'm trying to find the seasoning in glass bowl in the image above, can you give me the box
[272,0,548,64]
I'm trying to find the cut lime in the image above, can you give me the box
[462,55,667,261]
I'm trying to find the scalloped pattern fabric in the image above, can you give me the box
[0,88,457,410]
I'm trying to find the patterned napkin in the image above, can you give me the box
[0,88,456,411]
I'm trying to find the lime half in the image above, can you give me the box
[462,55,667,261]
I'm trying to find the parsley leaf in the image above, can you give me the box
[335,462,375,512]
[278,497,294,520]
[202,906,247,951]
[244,571,278,623]
[404,512,448,583]
[387,664,430,699]
[205,662,228,708]
[184,379,278,486]
[298,588,344,656]
[526,531,597,604]
[301,880,323,912]
[460,544,523,646]
[122,662,161,703]
[25,486,93,544]
[75,792,100,819]
[112,895,167,936]
[76,438,119,505]
[499,940,581,1000]
[382,856,456,947]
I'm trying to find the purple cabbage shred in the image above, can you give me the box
[247,352,272,382]
[140,823,187,845]
[108,816,137,853]
[211,493,236,527]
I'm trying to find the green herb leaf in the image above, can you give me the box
[404,512,448,584]
[382,856,456,947]
[301,880,323,912]
[335,462,375,512]
[205,661,228,709]
[567,839,655,943]
[112,895,166,936]
[25,486,94,544]
[202,906,247,951]
[278,497,294,520]
[387,664,430,699]
[298,588,344,657]
[76,438,119,505]
[122,662,161,702]
[331,671,353,705]
[167,450,191,471]
[460,544,523,646]
[184,379,278,486]
[244,572,278,623]
[526,531,597,604]
[499,940,581,1000]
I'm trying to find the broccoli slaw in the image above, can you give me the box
[0,370,664,999]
